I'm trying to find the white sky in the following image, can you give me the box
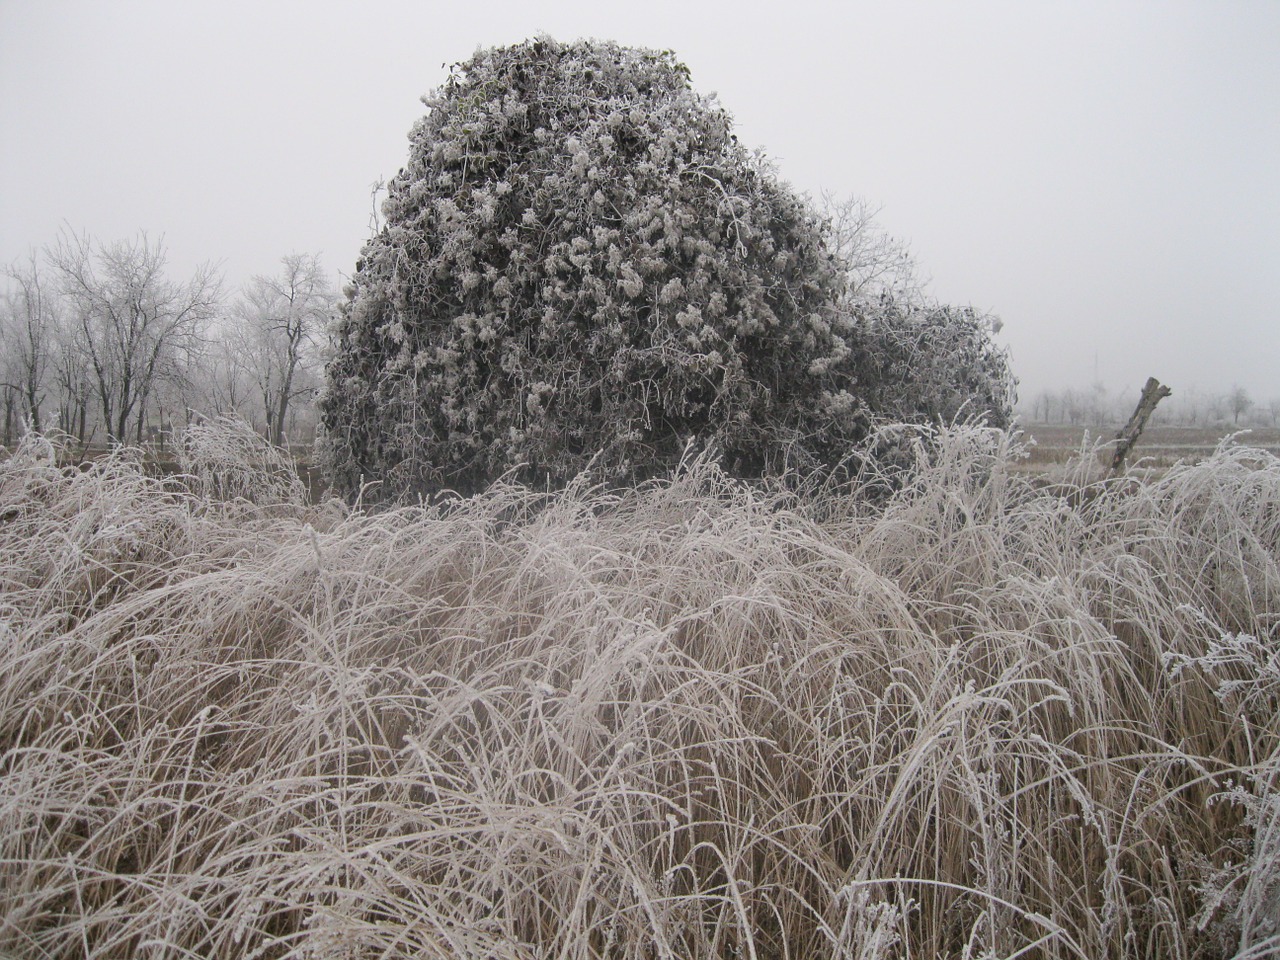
[2,0,1277,402]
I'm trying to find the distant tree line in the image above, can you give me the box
[1022,382,1277,428]
[0,231,337,451]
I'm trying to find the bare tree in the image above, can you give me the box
[1172,384,1204,426]
[54,310,99,446]
[1,253,55,436]
[48,230,221,444]
[233,254,334,446]
[1229,384,1253,425]
[1026,389,1062,423]
[0,376,15,447]
[201,319,258,420]
[1086,380,1111,427]
[820,191,924,302]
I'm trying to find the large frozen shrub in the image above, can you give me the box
[321,38,866,500]
[320,37,1014,502]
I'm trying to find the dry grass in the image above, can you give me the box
[1,422,1277,958]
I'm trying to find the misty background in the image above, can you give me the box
[2,0,1277,408]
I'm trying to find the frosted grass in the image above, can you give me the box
[1,423,1276,958]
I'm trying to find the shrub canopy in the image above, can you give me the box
[857,297,1016,427]
[321,37,1014,501]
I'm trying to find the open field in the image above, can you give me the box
[1,422,1278,958]
[1017,422,1280,478]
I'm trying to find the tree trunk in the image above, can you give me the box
[1110,377,1172,476]
[135,404,146,444]
[272,364,297,448]
[25,380,40,433]
[3,389,14,446]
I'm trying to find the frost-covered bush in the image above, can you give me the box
[179,415,306,507]
[321,38,865,500]
[854,296,1016,427]
[320,38,1016,502]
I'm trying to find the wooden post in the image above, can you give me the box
[1110,377,1172,475]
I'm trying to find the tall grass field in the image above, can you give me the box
[2,421,1277,958]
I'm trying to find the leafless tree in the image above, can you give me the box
[47,312,94,446]
[47,230,221,444]
[201,320,258,420]
[233,253,334,446]
[1026,389,1059,423]
[1229,385,1253,424]
[820,191,925,302]
[1086,380,1112,427]
[0,376,16,446]
[1,253,55,437]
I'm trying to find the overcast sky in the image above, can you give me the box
[2,0,1277,403]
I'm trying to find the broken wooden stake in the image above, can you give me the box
[1110,377,1172,475]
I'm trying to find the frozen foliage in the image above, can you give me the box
[320,38,1013,502]
[1,420,1278,958]
[180,414,307,506]
[855,298,1016,428]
